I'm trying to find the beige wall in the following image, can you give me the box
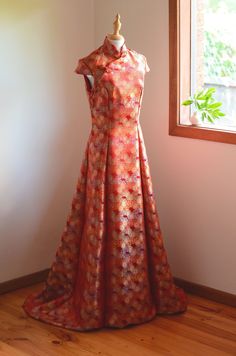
[1,0,235,295]
[95,0,236,295]
[0,0,93,282]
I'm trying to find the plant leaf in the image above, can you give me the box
[206,113,214,123]
[196,89,205,99]
[208,102,222,108]
[182,99,193,106]
[201,112,206,122]
[206,87,216,96]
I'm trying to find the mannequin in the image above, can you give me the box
[86,14,125,88]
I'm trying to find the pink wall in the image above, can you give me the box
[0,0,94,282]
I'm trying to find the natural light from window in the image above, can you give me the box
[190,0,236,132]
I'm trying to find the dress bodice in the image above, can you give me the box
[75,36,150,130]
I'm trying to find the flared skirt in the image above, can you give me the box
[22,122,188,331]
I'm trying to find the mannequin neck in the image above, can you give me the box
[107,37,125,51]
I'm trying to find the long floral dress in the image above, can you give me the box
[22,36,188,331]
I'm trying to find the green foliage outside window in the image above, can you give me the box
[204,0,236,83]
[206,0,236,13]
[204,31,236,82]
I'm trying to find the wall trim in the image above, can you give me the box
[174,277,236,308]
[0,269,50,295]
[0,270,235,308]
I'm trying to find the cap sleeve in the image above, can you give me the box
[74,58,92,75]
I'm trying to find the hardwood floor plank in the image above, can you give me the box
[0,284,235,356]
[0,302,97,356]
[0,341,30,356]
[187,306,236,334]
[117,320,233,356]
[152,316,236,354]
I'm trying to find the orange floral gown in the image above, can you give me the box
[22,36,188,331]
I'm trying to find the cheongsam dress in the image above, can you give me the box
[22,35,188,331]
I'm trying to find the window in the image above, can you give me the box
[169,0,236,144]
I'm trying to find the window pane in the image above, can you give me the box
[191,0,236,131]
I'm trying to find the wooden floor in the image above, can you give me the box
[0,283,235,356]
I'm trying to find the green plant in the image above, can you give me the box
[182,87,225,123]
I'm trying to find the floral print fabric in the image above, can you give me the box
[22,36,188,331]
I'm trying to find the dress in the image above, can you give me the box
[22,36,188,331]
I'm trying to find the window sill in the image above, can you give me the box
[169,123,236,145]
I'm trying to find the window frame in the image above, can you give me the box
[169,0,236,145]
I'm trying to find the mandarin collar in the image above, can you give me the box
[102,35,128,58]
